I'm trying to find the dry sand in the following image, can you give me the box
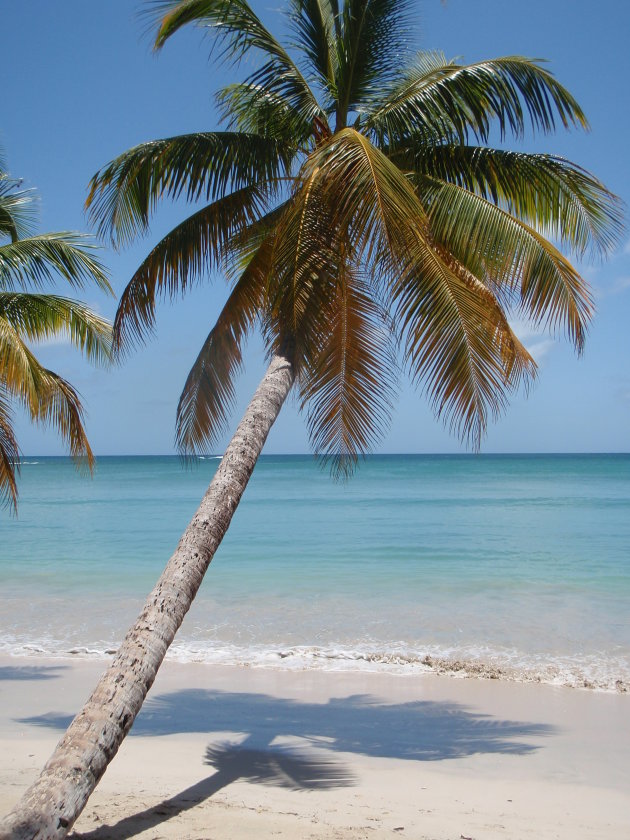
[1,654,628,839]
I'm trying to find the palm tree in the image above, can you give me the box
[0,156,113,513]
[1,0,622,836]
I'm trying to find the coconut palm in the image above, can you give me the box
[0,158,113,513]
[1,0,622,837]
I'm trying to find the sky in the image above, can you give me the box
[2,0,629,456]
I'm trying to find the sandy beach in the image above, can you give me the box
[1,655,628,839]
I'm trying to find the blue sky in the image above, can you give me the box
[2,0,629,456]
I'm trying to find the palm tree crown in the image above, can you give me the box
[0,156,113,511]
[87,0,623,471]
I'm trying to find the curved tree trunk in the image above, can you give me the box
[0,352,295,840]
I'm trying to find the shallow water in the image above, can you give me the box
[2,454,629,691]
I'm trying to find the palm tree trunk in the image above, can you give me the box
[0,352,295,840]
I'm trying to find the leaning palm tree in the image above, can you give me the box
[0,157,113,512]
[1,0,622,837]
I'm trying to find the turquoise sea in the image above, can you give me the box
[1,454,629,691]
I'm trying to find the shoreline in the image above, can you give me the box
[4,644,628,694]
[1,654,628,839]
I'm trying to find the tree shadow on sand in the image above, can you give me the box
[71,738,355,839]
[20,686,554,761]
[21,688,555,839]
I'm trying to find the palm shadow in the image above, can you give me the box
[0,665,68,681]
[23,687,555,839]
[21,687,555,762]
[71,738,355,839]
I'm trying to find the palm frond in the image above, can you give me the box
[300,265,397,477]
[175,234,274,454]
[290,129,535,443]
[297,128,428,286]
[0,317,94,470]
[394,244,536,447]
[151,0,326,130]
[0,174,38,242]
[288,0,338,98]
[86,132,295,246]
[417,178,594,349]
[265,168,340,370]
[0,233,112,293]
[335,0,414,127]
[0,386,20,512]
[0,292,112,366]
[365,54,588,145]
[216,83,314,145]
[225,200,291,278]
[406,145,624,257]
[113,185,270,353]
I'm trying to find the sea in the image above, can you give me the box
[1,454,628,692]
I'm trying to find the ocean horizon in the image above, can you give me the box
[2,453,629,692]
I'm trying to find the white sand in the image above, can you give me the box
[1,654,628,839]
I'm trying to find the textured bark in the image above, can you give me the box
[0,353,295,840]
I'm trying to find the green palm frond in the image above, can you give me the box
[293,129,536,442]
[0,386,20,512]
[95,1,622,465]
[225,200,291,278]
[0,293,112,366]
[0,233,112,293]
[0,174,37,242]
[288,0,338,97]
[151,0,326,129]
[216,83,314,145]
[300,265,397,477]
[299,128,428,285]
[86,132,296,246]
[175,233,273,454]
[394,244,536,447]
[0,158,112,512]
[407,146,623,257]
[0,316,94,469]
[418,178,594,349]
[366,54,588,145]
[113,185,270,353]
[335,0,414,127]
[265,168,341,371]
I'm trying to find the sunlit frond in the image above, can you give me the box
[290,129,537,442]
[406,145,624,257]
[297,128,428,288]
[175,234,274,454]
[366,54,588,145]
[0,292,112,366]
[394,243,536,447]
[113,185,270,353]
[0,317,94,470]
[300,265,397,477]
[417,177,594,350]
[86,132,295,246]
[0,233,112,293]
[265,168,339,370]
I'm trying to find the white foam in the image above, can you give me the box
[2,632,628,693]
